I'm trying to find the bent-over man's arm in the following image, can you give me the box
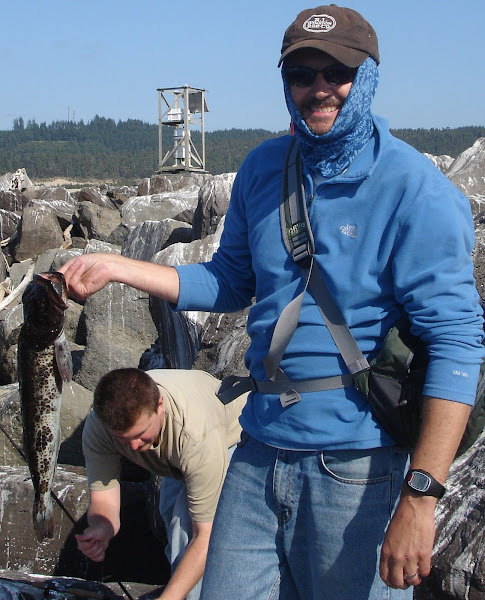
[156,519,212,600]
[75,486,121,562]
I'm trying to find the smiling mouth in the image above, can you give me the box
[309,104,340,114]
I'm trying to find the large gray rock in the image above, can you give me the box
[0,465,167,587]
[424,153,454,174]
[148,218,226,369]
[415,434,485,600]
[0,169,34,193]
[0,209,21,242]
[193,309,250,380]
[73,201,126,245]
[192,173,236,239]
[77,187,117,210]
[33,187,77,228]
[0,465,89,573]
[75,282,158,390]
[137,175,174,196]
[0,190,29,213]
[447,138,485,197]
[121,188,200,229]
[14,203,64,261]
[122,219,192,261]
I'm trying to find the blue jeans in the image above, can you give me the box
[200,434,411,600]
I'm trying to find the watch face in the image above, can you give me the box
[408,471,430,492]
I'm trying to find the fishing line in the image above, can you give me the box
[0,420,136,600]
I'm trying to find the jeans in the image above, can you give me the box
[200,434,411,600]
[159,477,202,600]
[159,444,237,600]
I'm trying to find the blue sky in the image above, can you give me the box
[1,1,484,132]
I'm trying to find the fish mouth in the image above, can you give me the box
[33,272,69,308]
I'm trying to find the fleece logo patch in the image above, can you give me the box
[303,14,336,33]
[340,224,357,238]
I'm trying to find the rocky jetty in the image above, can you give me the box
[0,138,484,599]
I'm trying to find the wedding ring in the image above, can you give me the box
[404,572,418,580]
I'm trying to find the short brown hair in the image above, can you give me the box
[93,368,160,432]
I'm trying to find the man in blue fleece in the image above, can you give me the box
[60,5,484,599]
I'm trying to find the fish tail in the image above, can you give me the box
[33,495,55,542]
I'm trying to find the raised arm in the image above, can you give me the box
[59,253,180,303]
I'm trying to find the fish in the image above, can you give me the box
[18,271,72,542]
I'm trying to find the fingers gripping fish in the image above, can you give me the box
[18,271,72,542]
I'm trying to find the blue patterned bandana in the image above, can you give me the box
[283,58,379,178]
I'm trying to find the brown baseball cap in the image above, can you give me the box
[279,4,379,68]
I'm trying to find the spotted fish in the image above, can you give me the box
[18,271,72,542]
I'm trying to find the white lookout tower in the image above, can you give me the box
[157,85,208,172]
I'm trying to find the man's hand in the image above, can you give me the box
[379,492,436,589]
[59,254,115,302]
[75,516,115,562]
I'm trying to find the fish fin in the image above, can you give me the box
[55,332,73,382]
[33,500,55,542]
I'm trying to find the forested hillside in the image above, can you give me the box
[1,116,484,182]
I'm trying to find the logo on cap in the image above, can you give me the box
[303,14,336,33]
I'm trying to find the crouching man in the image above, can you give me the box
[76,368,246,600]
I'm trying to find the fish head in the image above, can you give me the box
[32,272,69,307]
[21,272,69,345]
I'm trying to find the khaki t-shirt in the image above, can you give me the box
[82,369,247,522]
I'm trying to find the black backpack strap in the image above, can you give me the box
[265,137,369,383]
[280,137,315,267]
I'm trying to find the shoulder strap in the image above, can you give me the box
[264,138,369,381]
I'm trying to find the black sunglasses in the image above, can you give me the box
[284,64,357,88]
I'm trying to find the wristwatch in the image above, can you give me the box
[405,469,446,498]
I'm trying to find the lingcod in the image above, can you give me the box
[18,271,72,542]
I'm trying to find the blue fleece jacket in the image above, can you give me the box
[175,116,484,450]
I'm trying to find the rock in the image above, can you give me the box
[33,187,77,228]
[77,187,117,210]
[121,219,192,261]
[470,195,485,219]
[148,218,226,369]
[193,309,250,379]
[0,190,29,213]
[137,175,174,195]
[0,209,21,241]
[447,138,485,197]
[0,169,34,193]
[0,465,167,586]
[424,153,454,174]
[0,304,23,383]
[0,465,90,573]
[164,172,211,192]
[107,185,137,206]
[192,173,236,239]
[74,282,158,390]
[121,188,200,229]
[13,203,64,261]
[73,201,125,245]
[415,434,485,599]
